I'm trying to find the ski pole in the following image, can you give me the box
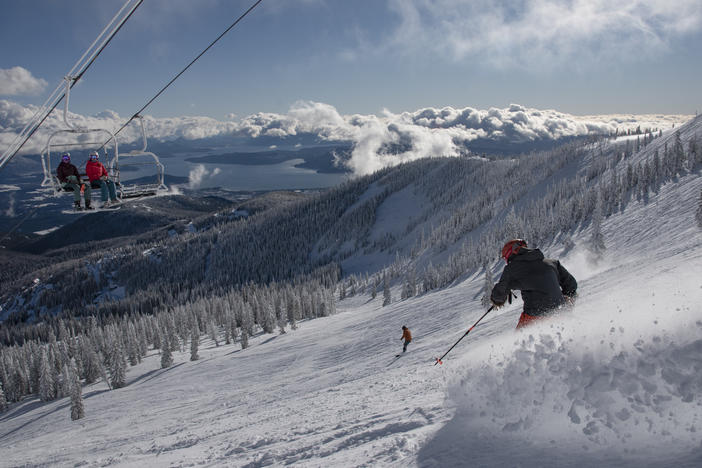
[434,305,494,365]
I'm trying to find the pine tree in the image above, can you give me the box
[161,334,173,369]
[230,317,239,343]
[382,275,391,307]
[109,342,127,389]
[39,350,55,402]
[696,189,702,229]
[82,341,102,385]
[190,327,199,362]
[240,328,249,350]
[68,359,84,421]
[0,382,7,412]
[589,192,606,262]
[207,320,219,347]
[286,298,297,331]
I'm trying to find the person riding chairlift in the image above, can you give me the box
[85,151,119,207]
[56,152,92,210]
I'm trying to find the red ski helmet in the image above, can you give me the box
[501,239,527,262]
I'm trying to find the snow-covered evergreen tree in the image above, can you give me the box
[68,359,84,421]
[161,334,173,369]
[277,315,286,335]
[38,350,55,402]
[696,189,702,229]
[286,297,297,331]
[109,342,127,389]
[382,275,391,307]
[588,192,606,262]
[207,320,219,347]
[190,327,199,362]
[81,340,102,385]
[0,382,7,412]
[240,328,249,350]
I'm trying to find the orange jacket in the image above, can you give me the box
[401,328,412,342]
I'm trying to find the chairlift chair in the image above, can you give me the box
[40,76,167,200]
[116,114,167,199]
[40,76,119,195]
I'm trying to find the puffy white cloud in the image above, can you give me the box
[0,98,692,177]
[0,67,48,96]
[382,0,702,70]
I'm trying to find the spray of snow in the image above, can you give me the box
[187,164,220,189]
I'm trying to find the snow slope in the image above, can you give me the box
[1,166,702,465]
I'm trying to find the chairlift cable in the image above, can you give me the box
[107,0,265,145]
[0,0,144,172]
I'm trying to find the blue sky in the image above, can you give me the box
[1,0,701,120]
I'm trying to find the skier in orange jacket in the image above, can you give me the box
[401,326,412,353]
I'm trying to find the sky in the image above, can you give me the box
[1,0,702,121]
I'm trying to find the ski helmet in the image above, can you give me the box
[89,151,99,161]
[61,152,70,162]
[501,239,527,262]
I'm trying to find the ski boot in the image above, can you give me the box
[85,199,94,210]
[74,201,83,211]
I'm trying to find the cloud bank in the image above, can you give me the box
[0,99,692,176]
[382,0,702,70]
[0,67,48,96]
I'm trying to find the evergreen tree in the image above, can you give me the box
[68,359,84,421]
[109,342,127,389]
[589,192,606,262]
[190,327,200,362]
[240,328,249,350]
[160,335,173,369]
[230,317,239,343]
[207,320,219,347]
[382,275,391,307]
[81,340,102,385]
[97,352,111,390]
[38,350,55,402]
[696,189,702,229]
[286,297,297,331]
[0,382,7,412]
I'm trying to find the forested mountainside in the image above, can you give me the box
[1,115,700,337]
[0,114,700,412]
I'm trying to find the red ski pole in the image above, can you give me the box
[434,305,494,365]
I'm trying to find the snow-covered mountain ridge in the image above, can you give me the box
[0,114,701,467]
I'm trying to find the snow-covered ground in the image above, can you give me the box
[1,166,701,467]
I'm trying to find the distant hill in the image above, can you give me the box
[1,114,700,325]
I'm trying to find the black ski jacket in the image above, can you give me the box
[491,248,577,316]
[56,161,80,183]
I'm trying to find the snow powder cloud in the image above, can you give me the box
[188,164,220,189]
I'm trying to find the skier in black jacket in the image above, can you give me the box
[491,239,577,328]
